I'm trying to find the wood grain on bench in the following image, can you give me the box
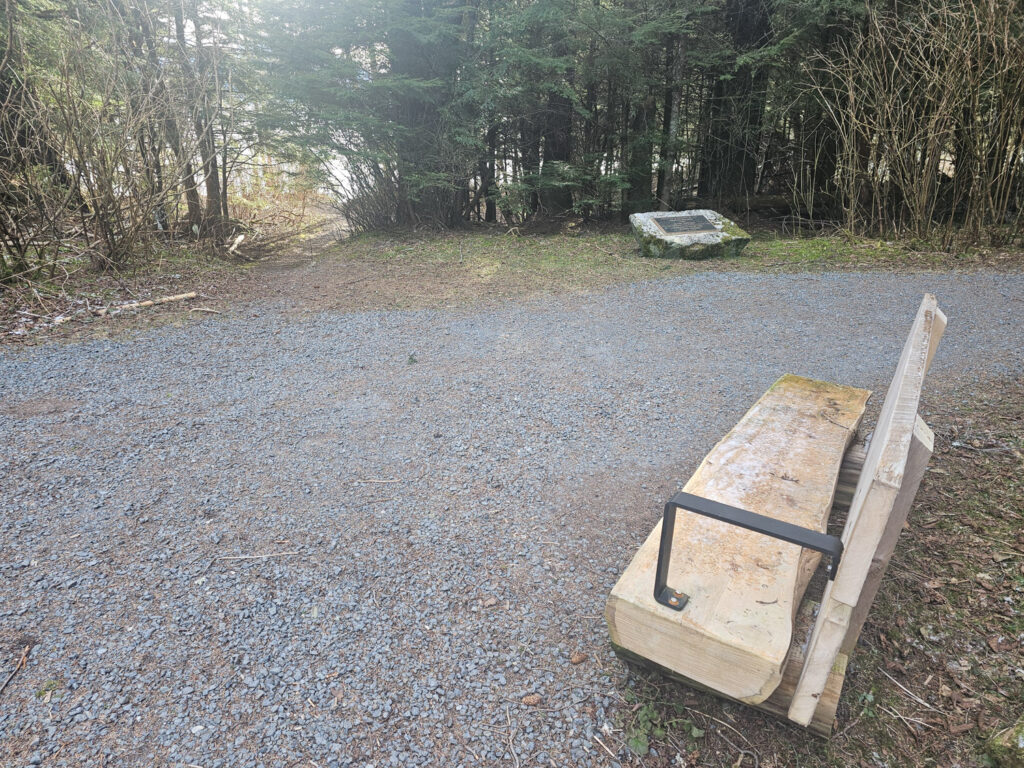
[606,374,870,704]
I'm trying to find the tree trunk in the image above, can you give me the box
[482,125,497,222]
[656,35,682,210]
[519,116,542,214]
[539,73,574,213]
[624,93,656,216]
[174,5,222,232]
[697,0,772,203]
[386,0,464,227]
[140,6,202,232]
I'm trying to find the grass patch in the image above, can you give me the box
[35,678,64,702]
[750,235,907,266]
[620,694,706,759]
[606,377,1024,768]
[330,225,1024,287]
[333,230,672,288]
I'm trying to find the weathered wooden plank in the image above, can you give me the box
[789,295,945,725]
[926,308,947,374]
[611,640,847,738]
[832,441,867,515]
[840,416,934,655]
[761,605,847,734]
[607,374,870,704]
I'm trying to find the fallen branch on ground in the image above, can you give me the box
[505,706,520,768]
[0,645,31,699]
[93,292,198,317]
[594,735,617,760]
[880,669,946,714]
[216,551,299,562]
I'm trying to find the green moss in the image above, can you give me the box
[987,717,1024,768]
[36,679,64,699]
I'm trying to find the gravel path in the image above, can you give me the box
[2,270,1022,768]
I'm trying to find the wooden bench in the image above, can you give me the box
[606,294,946,735]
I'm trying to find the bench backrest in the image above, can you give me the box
[788,294,946,725]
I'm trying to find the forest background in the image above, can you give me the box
[2,0,1023,283]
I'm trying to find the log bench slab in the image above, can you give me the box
[606,374,870,704]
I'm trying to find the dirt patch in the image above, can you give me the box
[0,397,76,418]
[230,231,667,314]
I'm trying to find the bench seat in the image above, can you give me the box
[606,374,870,703]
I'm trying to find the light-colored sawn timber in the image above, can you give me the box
[610,436,869,737]
[788,295,946,725]
[606,374,870,704]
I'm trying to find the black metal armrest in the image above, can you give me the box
[654,491,844,611]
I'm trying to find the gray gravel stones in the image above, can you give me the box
[1,270,1022,766]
